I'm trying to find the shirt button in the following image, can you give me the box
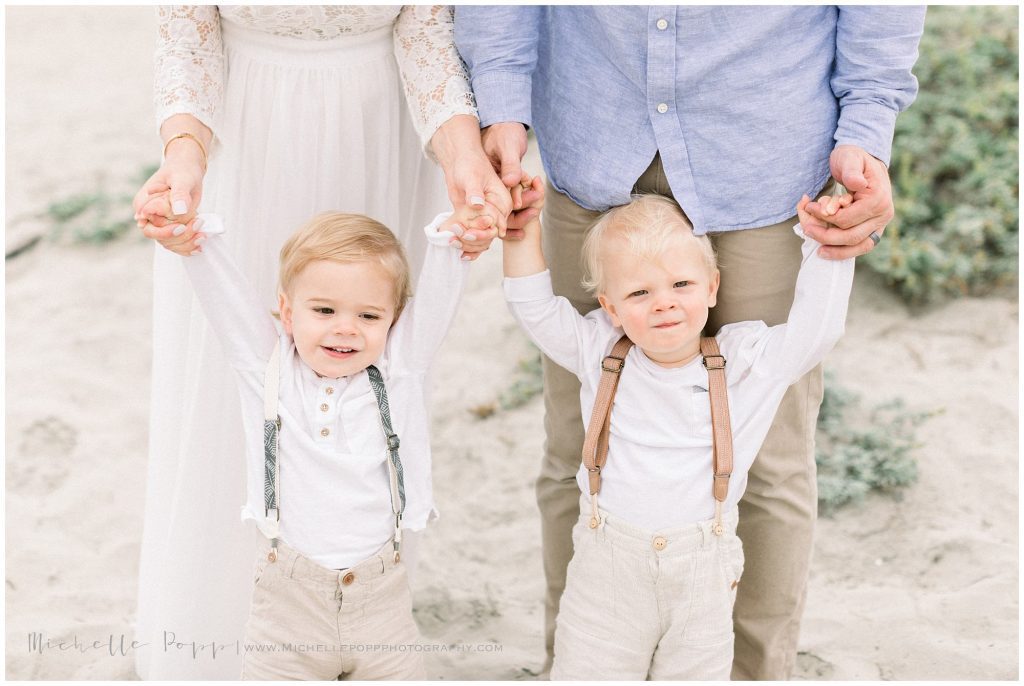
[656,18,668,30]
[657,103,669,114]
[653,536,667,551]
[320,403,329,412]
[325,387,334,395]
[320,428,330,437]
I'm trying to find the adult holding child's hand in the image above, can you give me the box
[801,144,895,259]
[133,6,505,681]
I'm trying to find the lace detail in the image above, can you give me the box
[393,6,478,155]
[153,5,478,154]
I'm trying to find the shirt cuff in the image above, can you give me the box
[423,210,457,245]
[503,269,553,303]
[834,102,899,167]
[471,72,533,129]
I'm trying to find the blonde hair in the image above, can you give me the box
[278,212,412,319]
[582,195,717,294]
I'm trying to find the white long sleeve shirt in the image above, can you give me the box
[182,212,465,568]
[504,225,854,531]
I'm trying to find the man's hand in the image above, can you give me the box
[481,122,529,206]
[800,144,894,259]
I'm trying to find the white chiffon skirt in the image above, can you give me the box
[135,21,446,680]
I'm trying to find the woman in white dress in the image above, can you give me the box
[132,6,507,679]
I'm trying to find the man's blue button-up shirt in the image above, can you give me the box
[455,6,925,234]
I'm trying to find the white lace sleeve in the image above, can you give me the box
[153,5,224,136]
[393,5,478,159]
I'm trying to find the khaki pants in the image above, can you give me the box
[538,155,826,679]
[552,498,744,680]
[241,537,425,680]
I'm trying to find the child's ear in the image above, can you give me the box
[707,269,721,308]
[278,291,293,335]
[597,293,621,328]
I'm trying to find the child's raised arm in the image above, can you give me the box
[736,193,856,382]
[502,175,547,278]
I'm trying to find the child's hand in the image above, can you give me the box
[442,202,502,262]
[504,175,545,242]
[797,191,852,246]
[135,186,207,256]
[137,188,207,256]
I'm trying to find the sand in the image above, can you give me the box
[5,6,1019,681]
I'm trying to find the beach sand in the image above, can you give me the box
[5,7,1018,680]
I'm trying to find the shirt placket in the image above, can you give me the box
[645,6,706,232]
[314,380,342,444]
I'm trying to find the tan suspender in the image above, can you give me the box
[581,335,734,535]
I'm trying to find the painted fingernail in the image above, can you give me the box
[190,249,202,256]
[461,255,472,262]
[450,223,465,237]
[194,236,206,246]
[464,232,477,242]
[450,240,463,250]
[193,217,205,231]
[172,200,188,215]
[171,224,186,236]
[470,195,485,207]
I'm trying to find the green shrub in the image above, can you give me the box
[815,373,936,513]
[870,6,1018,303]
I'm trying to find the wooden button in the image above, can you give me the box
[588,516,599,529]
[320,403,329,412]
[325,387,334,395]
[653,536,667,551]
[320,428,330,437]
[267,550,277,563]
[342,572,355,585]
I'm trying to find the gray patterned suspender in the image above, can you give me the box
[261,344,407,564]
[366,364,406,562]
[263,342,282,561]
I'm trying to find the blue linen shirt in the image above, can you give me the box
[455,6,925,234]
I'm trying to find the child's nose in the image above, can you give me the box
[653,293,677,311]
[334,316,359,335]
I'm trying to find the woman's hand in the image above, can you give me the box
[431,114,514,240]
[133,114,211,251]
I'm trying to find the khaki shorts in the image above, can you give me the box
[552,497,744,681]
[241,537,425,680]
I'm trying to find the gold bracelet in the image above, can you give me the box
[162,132,208,171]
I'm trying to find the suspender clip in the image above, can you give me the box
[601,356,626,373]
[386,434,401,451]
[702,354,726,371]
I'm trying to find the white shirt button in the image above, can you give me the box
[656,19,668,30]
[657,103,669,114]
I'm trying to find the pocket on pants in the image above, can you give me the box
[558,528,614,642]
[719,534,745,596]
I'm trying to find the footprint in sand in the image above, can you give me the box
[10,416,77,493]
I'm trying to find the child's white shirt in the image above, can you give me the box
[504,225,855,531]
[182,211,464,569]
